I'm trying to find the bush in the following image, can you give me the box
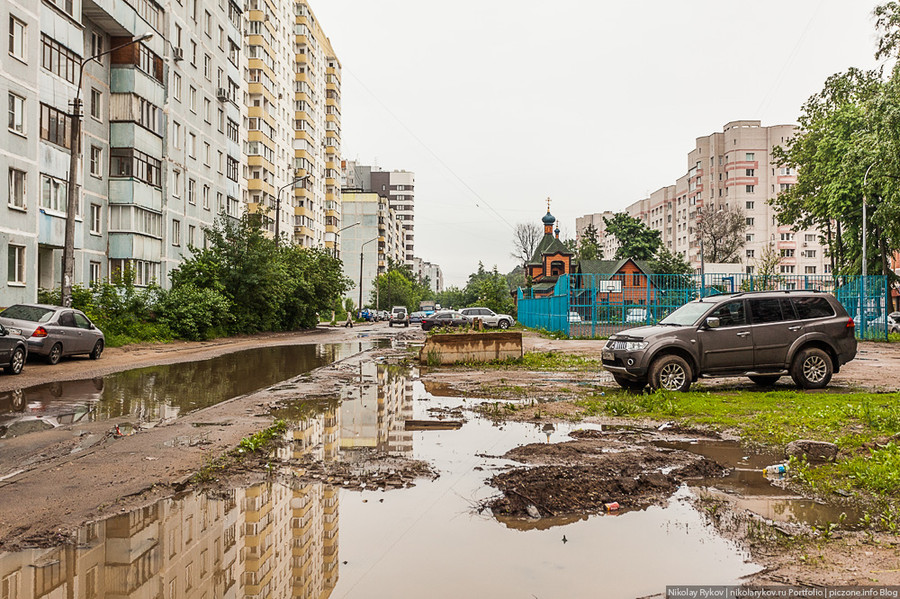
[157,284,232,341]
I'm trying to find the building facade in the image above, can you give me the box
[576,121,828,276]
[411,257,443,293]
[339,191,405,309]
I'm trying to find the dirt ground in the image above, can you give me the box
[2,324,900,584]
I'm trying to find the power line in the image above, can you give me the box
[345,68,517,231]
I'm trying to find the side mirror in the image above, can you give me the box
[0,326,6,336]
[705,317,720,329]
[89,323,96,330]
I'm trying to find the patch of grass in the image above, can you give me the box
[478,351,600,371]
[194,420,288,483]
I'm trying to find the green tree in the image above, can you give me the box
[578,223,602,261]
[649,246,694,291]
[371,258,431,310]
[602,213,661,261]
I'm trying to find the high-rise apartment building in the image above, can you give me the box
[411,257,443,293]
[242,0,341,253]
[577,121,828,276]
[342,160,414,265]
[1,0,243,306]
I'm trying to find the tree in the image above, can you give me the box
[511,222,542,264]
[649,246,694,290]
[697,206,747,263]
[371,259,431,311]
[578,223,602,261]
[602,213,661,261]
[753,243,782,290]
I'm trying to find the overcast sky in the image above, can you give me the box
[313,0,886,287]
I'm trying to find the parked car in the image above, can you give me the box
[0,323,27,375]
[568,311,582,323]
[625,308,650,323]
[421,310,471,332]
[389,306,410,327]
[0,304,105,365]
[601,291,857,392]
[892,312,900,334]
[409,311,426,324]
[459,307,515,329]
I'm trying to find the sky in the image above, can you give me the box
[312,0,887,287]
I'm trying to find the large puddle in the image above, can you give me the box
[0,341,376,438]
[0,362,813,598]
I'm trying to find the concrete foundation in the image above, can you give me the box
[419,332,523,365]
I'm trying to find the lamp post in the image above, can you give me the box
[62,32,153,307]
[275,174,308,247]
[332,221,359,258]
[861,161,877,328]
[359,236,379,313]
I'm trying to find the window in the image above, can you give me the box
[804,266,817,275]
[203,142,210,165]
[172,219,181,245]
[710,301,746,327]
[40,103,71,149]
[804,234,816,243]
[135,44,163,82]
[805,249,816,258]
[109,205,162,237]
[203,97,210,123]
[190,40,197,66]
[202,184,209,209]
[109,259,159,286]
[173,72,182,101]
[745,169,755,177]
[188,133,196,157]
[745,201,754,210]
[779,265,796,274]
[745,217,754,226]
[780,249,794,258]
[7,244,25,284]
[90,88,102,120]
[745,152,755,162]
[189,86,196,112]
[188,224,196,246]
[746,249,755,258]
[226,156,238,182]
[41,174,68,212]
[89,261,101,284]
[780,183,792,192]
[90,203,101,233]
[110,148,162,187]
[41,35,80,83]
[90,32,103,61]
[9,16,26,61]
[172,169,181,196]
[749,298,783,324]
[175,24,182,49]
[188,179,196,204]
[745,185,755,193]
[780,233,794,241]
[9,168,26,209]
[8,93,24,134]
[204,54,211,79]
[172,121,182,149]
[90,146,102,177]
[226,119,238,143]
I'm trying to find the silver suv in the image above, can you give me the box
[601,291,857,392]
[459,307,515,329]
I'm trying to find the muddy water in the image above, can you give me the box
[0,364,767,599]
[0,341,374,438]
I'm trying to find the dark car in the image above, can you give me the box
[601,290,857,392]
[409,311,426,324]
[0,323,27,375]
[421,310,471,332]
[0,304,105,365]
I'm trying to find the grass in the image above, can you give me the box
[475,351,600,371]
[194,420,289,483]
[575,387,900,523]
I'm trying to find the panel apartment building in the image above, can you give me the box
[576,120,828,277]
[243,0,342,254]
[0,0,341,307]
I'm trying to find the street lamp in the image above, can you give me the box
[332,221,359,258]
[359,236,379,312]
[62,32,153,307]
[275,175,309,247]
[862,161,877,280]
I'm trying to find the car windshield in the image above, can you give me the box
[658,301,713,326]
[0,305,55,323]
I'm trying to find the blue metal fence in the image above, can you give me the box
[517,273,891,340]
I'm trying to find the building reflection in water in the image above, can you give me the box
[0,366,413,599]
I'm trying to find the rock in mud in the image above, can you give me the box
[785,440,838,462]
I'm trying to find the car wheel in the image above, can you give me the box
[648,354,692,392]
[613,374,646,391]
[749,375,780,386]
[790,347,832,389]
[498,320,510,330]
[90,339,104,360]
[46,343,63,365]
[6,347,25,375]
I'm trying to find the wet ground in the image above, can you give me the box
[5,355,871,598]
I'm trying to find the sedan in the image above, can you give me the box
[409,311,426,324]
[0,324,26,375]
[0,304,105,365]
[421,310,471,332]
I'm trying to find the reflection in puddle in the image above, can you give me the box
[0,342,374,438]
[0,365,776,598]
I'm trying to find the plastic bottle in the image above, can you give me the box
[763,464,787,475]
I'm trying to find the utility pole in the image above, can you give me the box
[275,174,308,247]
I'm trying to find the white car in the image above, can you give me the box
[568,311,582,323]
[459,307,515,329]
[625,308,650,323]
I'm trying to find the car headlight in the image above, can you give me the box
[623,341,647,351]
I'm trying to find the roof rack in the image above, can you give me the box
[709,289,824,300]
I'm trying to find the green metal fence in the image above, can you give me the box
[518,273,891,340]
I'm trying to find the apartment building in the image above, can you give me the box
[576,121,828,276]
[340,191,406,308]
[0,0,243,307]
[342,160,415,265]
[411,257,444,293]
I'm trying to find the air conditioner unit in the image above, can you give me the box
[172,47,184,62]
[216,88,229,101]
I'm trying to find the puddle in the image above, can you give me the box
[0,341,376,438]
[0,364,767,598]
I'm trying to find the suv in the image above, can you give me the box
[601,291,857,392]
[460,307,515,329]
[389,306,409,327]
